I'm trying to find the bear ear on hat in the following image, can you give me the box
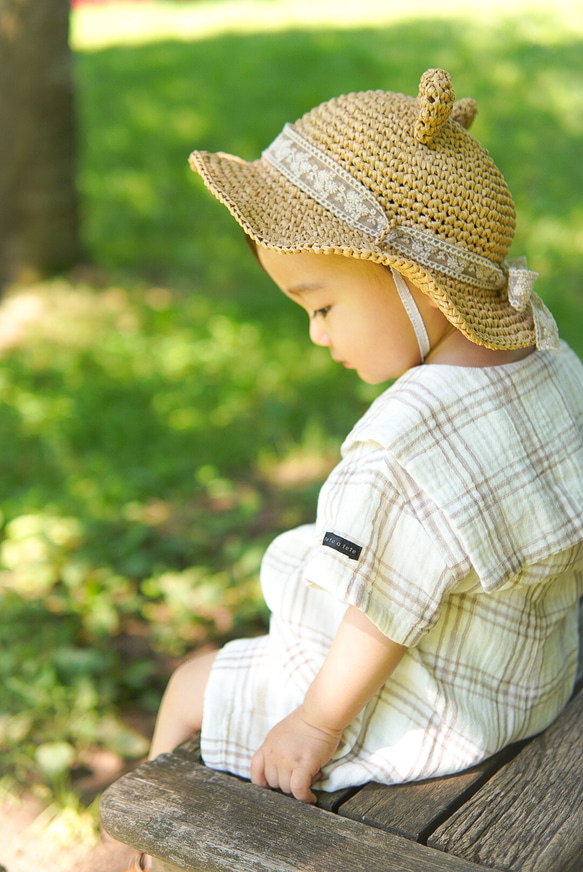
[451,97,478,130]
[414,68,455,145]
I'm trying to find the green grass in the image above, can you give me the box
[1,0,582,803]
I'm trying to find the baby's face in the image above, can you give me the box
[257,247,432,383]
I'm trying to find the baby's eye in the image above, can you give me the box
[311,306,331,319]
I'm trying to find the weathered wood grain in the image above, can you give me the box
[101,751,484,872]
[313,785,360,813]
[576,599,583,688]
[334,742,526,842]
[173,733,202,762]
[171,733,358,813]
[428,688,583,872]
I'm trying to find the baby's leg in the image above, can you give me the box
[125,650,218,871]
[149,649,218,759]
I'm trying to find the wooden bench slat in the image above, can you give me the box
[101,751,487,872]
[172,733,360,814]
[173,733,202,762]
[334,741,527,842]
[428,688,583,872]
[576,600,583,689]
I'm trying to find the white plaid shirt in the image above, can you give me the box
[202,342,583,788]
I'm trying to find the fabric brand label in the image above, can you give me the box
[322,531,362,561]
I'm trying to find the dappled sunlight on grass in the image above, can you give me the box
[0,277,351,518]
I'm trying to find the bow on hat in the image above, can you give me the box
[505,258,559,352]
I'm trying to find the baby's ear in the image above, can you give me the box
[451,97,478,130]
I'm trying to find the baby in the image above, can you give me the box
[125,68,583,872]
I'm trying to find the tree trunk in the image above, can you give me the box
[0,0,83,287]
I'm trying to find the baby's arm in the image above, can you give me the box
[250,605,406,802]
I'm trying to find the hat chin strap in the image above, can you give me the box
[390,268,431,362]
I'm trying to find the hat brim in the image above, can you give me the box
[190,149,536,350]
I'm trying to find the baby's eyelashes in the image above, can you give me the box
[311,306,331,319]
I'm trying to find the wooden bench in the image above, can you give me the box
[101,605,583,872]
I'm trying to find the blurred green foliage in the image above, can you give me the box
[1,3,582,798]
[0,278,359,790]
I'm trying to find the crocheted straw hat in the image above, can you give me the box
[189,68,556,350]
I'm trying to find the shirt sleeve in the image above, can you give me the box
[302,441,462,647]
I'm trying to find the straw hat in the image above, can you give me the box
[189,68,557,351]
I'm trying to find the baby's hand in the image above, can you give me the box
[250,706,342,803]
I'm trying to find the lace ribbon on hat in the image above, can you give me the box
[262,124,559,351]
[263,124,506,290]
[505,258,559,351]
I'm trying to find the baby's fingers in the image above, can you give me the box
[290,767,318,804]
[250,749,269,789]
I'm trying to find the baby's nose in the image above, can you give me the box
[309,319,330,347]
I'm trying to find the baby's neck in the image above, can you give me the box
[425,329,535,368]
